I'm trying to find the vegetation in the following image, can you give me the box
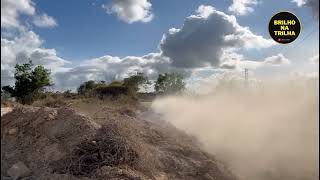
[1,89,11,101]
[123,72,149,93]
[1,61,186,105]
[77,80,99,95]
[76,73,149,99]
[2,61,52,104]
[94,83,130,98]
[155,72,185,95]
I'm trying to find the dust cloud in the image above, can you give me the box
[151,77,319,180]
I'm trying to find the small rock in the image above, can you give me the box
[7,161,31,179]
[96,166,112,176]
[8,128,17,135]
[47,110,57,120]
[100,166,112,171]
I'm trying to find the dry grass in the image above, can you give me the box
[53,125,138,177]
[66,99,237,179]
[32,96,68,108]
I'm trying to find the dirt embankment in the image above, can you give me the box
[1,100,236,180]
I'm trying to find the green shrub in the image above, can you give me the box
[94,84,130,98]
[77,80,98,96]
[155,72,185,95]
[2,61,52,104]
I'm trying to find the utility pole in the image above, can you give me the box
[244,68,249,88]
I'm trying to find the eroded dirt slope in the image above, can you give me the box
[1,101,236,180]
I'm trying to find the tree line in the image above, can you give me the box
[1,61,185,104]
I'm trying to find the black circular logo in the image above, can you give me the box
[269,11,301,44]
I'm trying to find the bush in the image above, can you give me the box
[94,84,130,98]
[77,80,98,96]
[123,73,149,94]
[63,90,78,99]
[77,79,140,99]
[155,72,185,95]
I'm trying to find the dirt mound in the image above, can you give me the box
[1,106,101,179]
[1,103,236,180]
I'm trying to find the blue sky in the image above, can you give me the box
[32,0,227,60]
[31,0,317,61]
[1,0,319,90]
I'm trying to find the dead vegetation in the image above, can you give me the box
[1,98,237,180]
[53,125,138,177]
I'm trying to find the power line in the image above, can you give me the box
[281,24,317,56]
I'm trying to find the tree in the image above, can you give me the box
[155,72,185,95]
[2,61,52,104]
[123,73,149,93]
[77,80,99,95]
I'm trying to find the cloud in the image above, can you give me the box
[309,54,319,64]
[292,0,307,6]
[220,61,238,69]
[1,0,58,30]
[103,0,153,23]
[33,14,58,28]
[51,5,285,90]
[241,53,291,69]
[228,0,258,15]
[292,0,319,20]
[263,53,291,66]
[220,53,291,70]
[220,51,243,69]
[0,4,310,92]
[1,0,35,28]
[160,5,274,68]
[1,1,61,86]
[1,31,70,86]
[53,53,172,90]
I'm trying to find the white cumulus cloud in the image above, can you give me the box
[1,0,58,30]
[160,5,274,68]
[228,0,258,16]
[263,53,291,66]
[1,31,70,86]
[221,53,291,70]
[292,0,319,20]
[103,0,153,23]
[1,0,35,28]
[33,14,58,28]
